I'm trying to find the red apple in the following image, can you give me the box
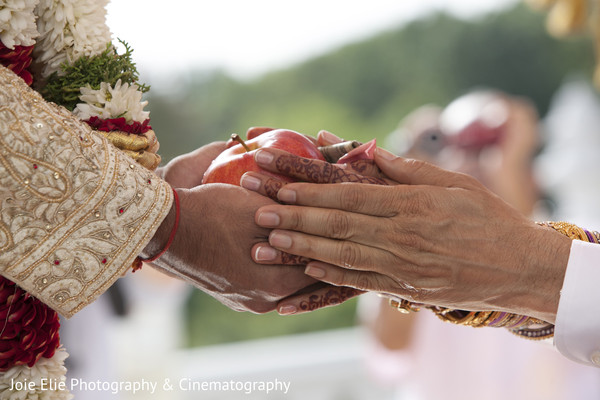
[202,129,326,185]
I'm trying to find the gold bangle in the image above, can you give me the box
[389,298,421,313]
[537,221,589,241]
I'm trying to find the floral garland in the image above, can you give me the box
[0,0,157,398]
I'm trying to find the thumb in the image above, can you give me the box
[375,147,472,188]
[163,141,227,188]
[317,130,344,146]
[246,126,274,140]
[185,141,227,171]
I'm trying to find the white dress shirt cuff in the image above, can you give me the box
[554,239,600,366]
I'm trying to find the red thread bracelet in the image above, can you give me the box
[133,188,180,271]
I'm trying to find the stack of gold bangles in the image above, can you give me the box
[390,221,600,340]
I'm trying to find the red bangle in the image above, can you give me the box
[133,188,180,271]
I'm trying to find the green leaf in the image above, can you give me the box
[42,39,150,111]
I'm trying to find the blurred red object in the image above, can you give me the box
[440,91,508,150]
[0,43,34,86]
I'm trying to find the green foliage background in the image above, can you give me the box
[145,4,594,347]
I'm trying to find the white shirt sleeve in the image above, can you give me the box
[554,240,600,366]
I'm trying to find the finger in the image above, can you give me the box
[240,171,286,201]
[375,147,477,188]
[302,260,383,290]
[185,141,228,171]
[305,261,417,303]
[268,229,391,272]
[251,243,312,265]
[277,284,364,315]
[254,148,387,185]
[246,126,274,140]
[271,183,400,217]
[122,149,161,170]
[143,129,160,154]
[347,159,386,180]
[254,204,386,246]
[317,130,344,146]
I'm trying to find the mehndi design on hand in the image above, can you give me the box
[278,285,364,315]
[272,152,387,185]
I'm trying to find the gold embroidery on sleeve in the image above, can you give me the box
[0,66,173,318]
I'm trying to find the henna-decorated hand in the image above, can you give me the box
[240,148,389,201]
[239,147,393,314]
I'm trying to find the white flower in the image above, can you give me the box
[33,0,112,77]
[74,79,150,123]
[0,0,40,49]
[0,348,73,400]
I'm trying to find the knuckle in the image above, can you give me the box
[326,211,352,239]
[396,229,428,252]
[353,274,372,291]
[339,185,369,212]
[452,172,478,188]
[401,188,434,217]
[287,209,304,230]
[403,159,429,183]
[338,241,361,269]
[376,188,402,215]
[408,234,429,252]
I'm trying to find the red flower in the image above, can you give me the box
[0,276,60,372]
[84,116,152,135]
[0,43,34,86]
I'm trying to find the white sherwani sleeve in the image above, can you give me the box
[0,65,173,318]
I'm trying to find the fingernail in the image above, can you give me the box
[255,149,274,165]
[278,188,296,203]
[270,232,292,249]
[320,130,343,144]
[257,211,280,227]
[305,265,326,278]
[375,147,397,161]
[254,245,278,261]
[240,174,261,191]
[279,305,297,315]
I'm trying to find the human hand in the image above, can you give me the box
[240,147,388,202]
[156,141,227,188]
[141,183,317,313]
[246,148,571,322]
[238,146,390,314]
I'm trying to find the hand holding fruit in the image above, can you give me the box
[244,146,570,322]
[143,141,318,313]
[202,128,326,186]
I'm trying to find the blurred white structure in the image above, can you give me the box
[64,267,394,399]
[536,78,600,230]
[111,327,394,400]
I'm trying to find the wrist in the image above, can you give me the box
[516,224,571,324]
[141,186,211,287]
[140,188,179,260]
